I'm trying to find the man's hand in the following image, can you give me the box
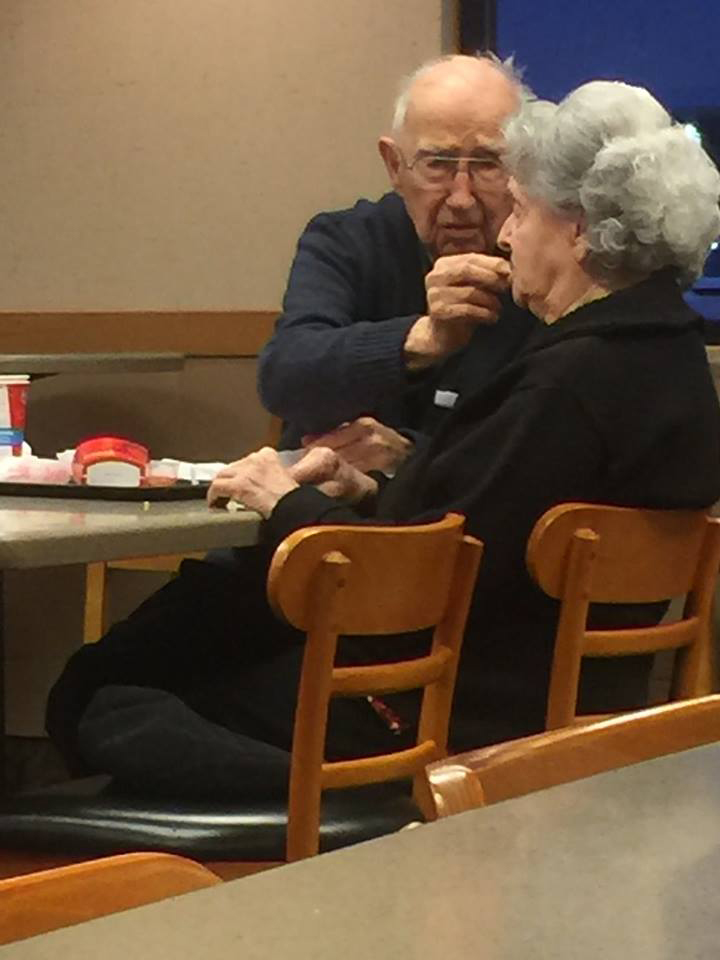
[405,253,511,370]
[207,447,298,517]
[301,417,412,473]
[290,447,378,503]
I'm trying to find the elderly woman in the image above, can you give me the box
[48,82,720,796]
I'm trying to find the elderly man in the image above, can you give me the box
[259,54,537,470]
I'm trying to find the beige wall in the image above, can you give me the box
[0,0,452,311]
[1,0,451,739]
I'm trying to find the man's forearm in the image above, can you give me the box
[258,316,417,430]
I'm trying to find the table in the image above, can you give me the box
[0,496,259,569]
[0,496,260,786]
[0,354,186,376]
[1,741,719,958]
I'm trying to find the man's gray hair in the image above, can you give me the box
[391,52,529,133]
[504,81,720,286]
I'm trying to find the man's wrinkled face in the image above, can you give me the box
[380,64,518,259]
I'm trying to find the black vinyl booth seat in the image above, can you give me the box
[0,778,423,862]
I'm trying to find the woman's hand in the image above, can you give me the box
[207,447,299,517]
[289,447,378,503]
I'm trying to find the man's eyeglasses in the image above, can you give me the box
[402,150,506,189]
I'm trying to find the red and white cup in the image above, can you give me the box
[0,375,30,456]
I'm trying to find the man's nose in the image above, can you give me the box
[445,170,477,209]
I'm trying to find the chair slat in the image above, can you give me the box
[331,648,453,696]
[321,741,441,790]
[268,516,465,633]
[583,619,699,656]
[527,503,709,602]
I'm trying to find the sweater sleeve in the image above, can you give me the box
[257,210,419,434]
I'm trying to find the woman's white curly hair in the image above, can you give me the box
[504,81,720,286]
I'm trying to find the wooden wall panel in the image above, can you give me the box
[0,311,278,357]
[0,0,450,312]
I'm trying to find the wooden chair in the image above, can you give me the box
[82,416,284,644]
[1,513,482,875]
[269,512,482,859]
[526,503,720,729]
[426,695,720,815]
[0,852,220,944]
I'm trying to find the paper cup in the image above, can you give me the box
[0,375,30,456]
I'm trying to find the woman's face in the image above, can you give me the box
[498,179,586,322]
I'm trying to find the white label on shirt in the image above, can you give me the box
[434,389,459,409]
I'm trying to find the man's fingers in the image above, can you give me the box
[428,303,500,325]
[302,419,372,451]
[430,265,509,293]
[330,440,372,467]
[302,423,358,450]
[433,252,511,273]
[427,284,501,311]
[428,254,511,291]
[289,446,339,483]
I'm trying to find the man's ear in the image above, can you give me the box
[378,136,402,189]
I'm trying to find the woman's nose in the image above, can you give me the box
[497,214,513,252]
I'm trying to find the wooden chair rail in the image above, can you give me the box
[332,648,453,696]
[0,310,279,357]
[427,695,720,814]
[321,742,440,790]
[584,618,699,656]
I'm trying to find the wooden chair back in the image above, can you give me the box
[266,512,483,861]
[0,852,220,944]
[525,503,720,728]
[427,695,720,815]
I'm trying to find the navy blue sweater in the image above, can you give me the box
[258,193,536,447]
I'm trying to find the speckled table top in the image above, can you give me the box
[0,496,259,568]
[2,742,719,958]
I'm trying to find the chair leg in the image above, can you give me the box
[83,563,108,644]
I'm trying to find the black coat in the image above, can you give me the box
[267,272,720,744]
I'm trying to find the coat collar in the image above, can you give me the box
[522,270,702,356]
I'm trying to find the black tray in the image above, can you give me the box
[0,481,209,501]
